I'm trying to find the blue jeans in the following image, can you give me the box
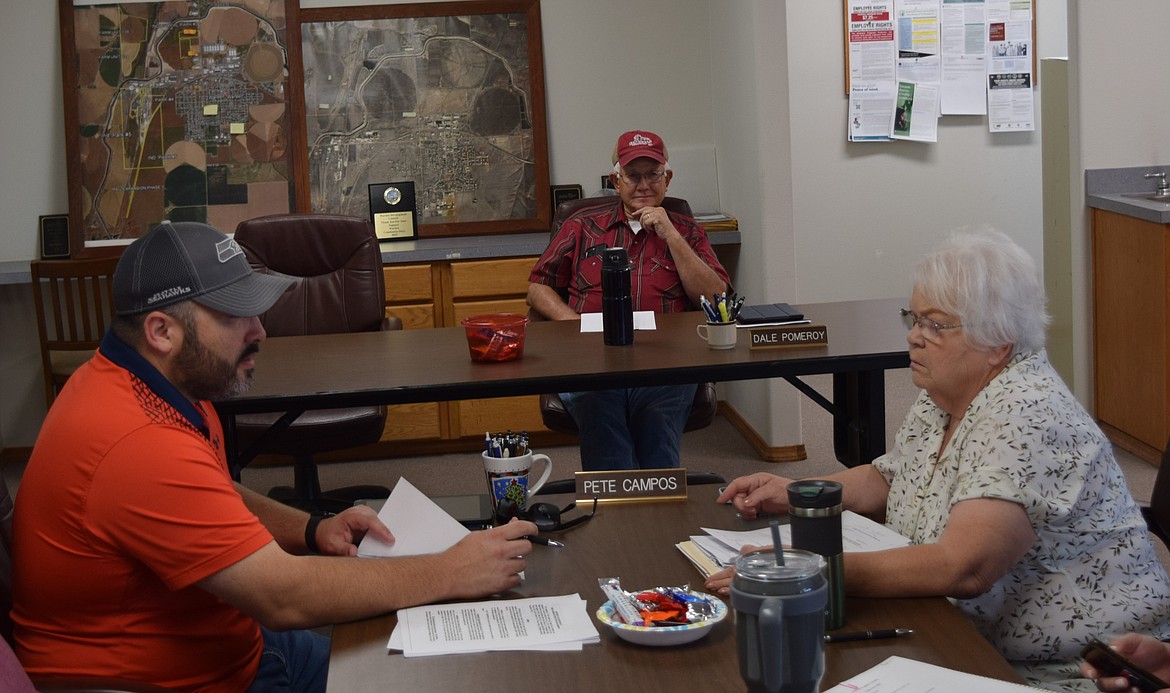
[560,384,697,470]
[247,627,329,693]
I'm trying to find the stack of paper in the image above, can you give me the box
[677,511,911,578]
[388,594,600,657]
[825,656,1046,692]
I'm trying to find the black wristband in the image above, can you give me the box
[304,511,333,554]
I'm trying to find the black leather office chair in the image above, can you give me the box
[1140,436,1170,548]
[533,195,719,435]
[232,213,400,512]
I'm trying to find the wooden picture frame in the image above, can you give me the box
[57,0,302,258]
[294,0,550,239]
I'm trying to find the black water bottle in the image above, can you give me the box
[600,247,634,346]
[788,479,845,630]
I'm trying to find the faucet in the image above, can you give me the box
[1145,172,1170,197]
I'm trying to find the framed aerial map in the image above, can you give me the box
[294,0,550,239]
[58,0,301,257]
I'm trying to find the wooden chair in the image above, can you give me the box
[30,257,119,406]
[534,195,719,435]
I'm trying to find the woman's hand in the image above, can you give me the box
[716,473,795,519]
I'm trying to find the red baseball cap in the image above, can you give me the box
[612,130,669,167]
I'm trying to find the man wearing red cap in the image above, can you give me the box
[528,130,731,470]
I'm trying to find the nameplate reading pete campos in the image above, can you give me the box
[748,324,829,350]
[570,469,688,502]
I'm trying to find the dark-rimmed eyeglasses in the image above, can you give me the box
[495,497,598,532]
[900,308,962,342]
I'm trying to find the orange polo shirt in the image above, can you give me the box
[12,335,273,692]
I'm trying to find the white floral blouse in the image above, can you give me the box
[873,350,1170,687]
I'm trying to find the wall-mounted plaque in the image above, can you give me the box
[368,182,419,241]
[551,184,583,212]
[39,214,70,259]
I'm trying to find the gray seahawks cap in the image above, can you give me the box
[113,221,295,317]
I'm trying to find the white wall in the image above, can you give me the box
[1060,0,1170,407]
[703,0,1060,447]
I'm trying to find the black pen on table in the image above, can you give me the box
[823,628,913,643]
[524,535,565,548]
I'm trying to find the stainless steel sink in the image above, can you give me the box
[1122,192,1170,203]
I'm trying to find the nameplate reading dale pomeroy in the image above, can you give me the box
[572,468,688,502]
[748,324,829,350]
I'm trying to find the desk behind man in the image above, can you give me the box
[527,130,730,471]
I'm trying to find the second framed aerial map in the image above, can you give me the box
[295,0,550,238]
[58,0,301,257]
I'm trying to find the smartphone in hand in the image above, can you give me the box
[1081,638,1170,693]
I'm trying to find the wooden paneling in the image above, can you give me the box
[451,396,545,439]
[379,255,549,450]
[384,264,433,303]
[1092,209,1170,457]
[449,257,535,299]
[381,402,444,441]
[384,264,436,330]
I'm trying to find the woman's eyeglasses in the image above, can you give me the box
[494,497,598,531]
[900,308,962,342]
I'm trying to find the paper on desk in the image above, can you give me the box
[824,655,1045,692]
[579,311,656,332]
[356,477,469,558]
[696,510,911,562]
[388,594,600,657]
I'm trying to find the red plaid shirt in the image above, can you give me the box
[529,198,730,314]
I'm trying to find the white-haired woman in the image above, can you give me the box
[708,228,1170,690]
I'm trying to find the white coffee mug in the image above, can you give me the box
[697,321,738,350]
[481,451,553,512]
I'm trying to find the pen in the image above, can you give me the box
[524,536,566,548]
[823,628,913,643]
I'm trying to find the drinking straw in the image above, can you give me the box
[770,520,785,566]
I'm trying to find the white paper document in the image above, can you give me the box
[388,594,600,657]
[694,511,911,563]
[579,311,656,332]
[824,655,1045,692]
[357,477,469,558]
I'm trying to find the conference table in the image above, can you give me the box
[325,485,1025,692]
[216,297,911,470]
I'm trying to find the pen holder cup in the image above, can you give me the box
[482,451,552,513]
[696,321,738,350]
[462,313,528,362]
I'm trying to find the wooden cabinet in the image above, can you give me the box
[1092,209,1170,462]
[377,256,551,452]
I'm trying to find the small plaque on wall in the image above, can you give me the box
[39,214,70,259]
[551,184,583,212]
[368,182,418,241]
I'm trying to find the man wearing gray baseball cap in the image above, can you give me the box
[12,221,538,692]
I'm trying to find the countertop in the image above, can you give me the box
[1086,166,1170,223]
[1,229,741,285]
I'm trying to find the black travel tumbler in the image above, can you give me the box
[600,247,634,346]
[787,480,845,630]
